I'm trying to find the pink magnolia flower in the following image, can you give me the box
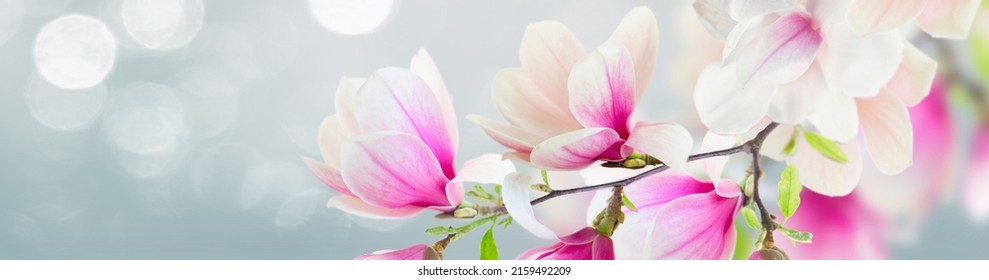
[502,170,740,260]
[303,49,514,219]
[517,227,615,260]
[467,7,693,171]
[773,190,887,259]
[354,244,440,260]
[847,0,982,39]
[964,125,989,223]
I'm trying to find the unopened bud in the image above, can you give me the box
[531,183,553,193]
[453,207,478,218]
[748,247,789,260]
[623,159,647,169]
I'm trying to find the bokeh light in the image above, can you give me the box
[25,76,107,132]
[308,0,395,35]
[33,15,117,90]
[0,0,24,46]
[120,0,204,50]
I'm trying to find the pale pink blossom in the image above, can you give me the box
[517,227,616,260]
[354,244,439,260]
[303,49,514,219]
[847,0,981,39]
[468,7,692,171]
[773,191,887,259]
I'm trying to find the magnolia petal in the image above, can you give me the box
[807,0,854,27]
[568,42,636,137]
[693,0,738,41]
[466,115,542,153]
[732,11,822,86]
[730,0,800,20]
[818,24,904,98]
[535,171,598,237]
[327,196,425,220]
[502,172,558,239]
[847,0,926,36]
[410,48,458,146]
[302,157,352,196]
[517,243,567,260]
[858,91,913,174]
[886,43,937,107]
[613,174,719,259]
[760,123,797,161]
[623,122,693,171]
[592,235,616,260]
[700,131,736,185]
[452,154,516,185]
[520,21,587,104]
[492,68,581,137]
[694,63,775,135]
[530,128,624,170]
[608,6,660,100]
[334,77,367,136]
[355,68,456,178]
[769,63,827,124]
[791,137,863,196]
[317,115,348,169]
[648,191,739,259]
[807,92,859,143]
[964,127,989,223]
[917,0,981,39]
[354,244,433,260]
[340,132,452,209]
[776,191,887,259]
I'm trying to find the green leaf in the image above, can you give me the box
[497,216,513,229]
[621,194,638,212]
[493,184,502,196]
[783,129,798,156]
[777,164,802,221]
[479,225,499,260]
[742,206,761,230]
[779,227,813,246]
[803,130,849,163]
[971,23,989,82]
[540,170,550,186]
[426,226,453,236]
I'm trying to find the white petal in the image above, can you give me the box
[818,24,904,98]
[731,12,823,86]
[807,91,860,143]
[917,0,981,39]
[501,172,559,240]
[452,154,516,185]
[466,114,542,153]
[769,63,827,124]
[885,42,937,107]
[700,131,736,185]
[847,0,926,36]
[760,124,797,161]
[492,68,581,137]
[624,122,693,171]
[694,63,775,135]
[608,6,660,100]
[858,91,913,175]
[730,0,800,20]
[693,0,738,41]
[791,137,863,196]
[520,21,587,103]
[806,0,854,27]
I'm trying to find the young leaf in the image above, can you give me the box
[779,227,813,246]
[540,170,550,186]
[742,206,761,230]
[621,194,638,212]
[777,164,802,221]
[497,216,513,229]
[479,225,499,260]
[783,129,798,156]
[493,184,502,196]
[803,130,849,163]
[426,226,453,236]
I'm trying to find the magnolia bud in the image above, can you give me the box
[748,247,789,260]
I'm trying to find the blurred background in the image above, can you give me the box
[1,0,988,259]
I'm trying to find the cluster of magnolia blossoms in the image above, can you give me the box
[304,3,977,260]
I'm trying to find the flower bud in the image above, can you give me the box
[748,247,789,260]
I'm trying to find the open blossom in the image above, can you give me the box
[354,244,440,260]
[467,7,693,171]
[847,0,982,39]
[303,49,514,219]
[774,190,888,259]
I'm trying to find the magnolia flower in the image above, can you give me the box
[517,227,615,260]
[859,80,956,241]
[847,0,982,39]
[303,49,514,219]
[773,191,887,259]
[467,7,693,171]
[354,244,440,260]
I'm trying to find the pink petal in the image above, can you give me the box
[452,154,516,185]
[807,91,859,143]
[647,191,739,259]
[326,196,425,220]
[492,68,582,137]
[354,68,456,178]
[354,244,433,260]
[818,24,904,98]
[693,0,738,41]
[568,42,636,137]
[591,235,616,260]
[558,227,599,244]
[517,243,567,260]
[466,115,542,153]
[731,11,822,86]
[530,128,624,170]
[964,126,989,223]
[317,115,348,169]
[340,132,452,209]
[700,131,736,185]
[769,63,827,124]
[622,122,693,171]
[520,21,587,106]
[608,6,660,100]
[847,0,926,36]
[858,90,914,175]
[730,0,800,20]
[917,0,981,39]
[501,172,558,240]
[791,136,863,196]
[694,63,775,135]
[410,49,459,146]
[885,43,937,107]
[774,191,887,259]
[334,77,366,136]
[302,157,352,196]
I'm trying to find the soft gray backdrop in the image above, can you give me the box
[0,0,986,259]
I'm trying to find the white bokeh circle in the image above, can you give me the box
[0,0,24,46]
[25,76,107,132]
[308,0,395,35]
[33,14,117,90]
[120,0,204,50]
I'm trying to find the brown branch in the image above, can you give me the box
[746,122,780,248]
